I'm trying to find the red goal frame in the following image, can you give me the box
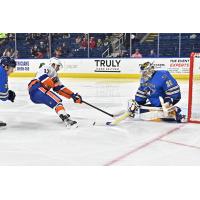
[188,52,200,123]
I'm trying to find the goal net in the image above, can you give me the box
[188,52,200,123]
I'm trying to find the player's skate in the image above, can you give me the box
[0,121,6,127]
[59,114,78,128]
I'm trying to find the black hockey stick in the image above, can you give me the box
[82,100,114,117]
[58,90,114,117]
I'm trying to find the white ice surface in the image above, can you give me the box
[0,78,200,165]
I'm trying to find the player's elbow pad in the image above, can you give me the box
[164,96,181,105]
[172,94,181,105]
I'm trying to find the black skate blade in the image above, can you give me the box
[65,124,79,129]
[65,122,79,129]
[0,122,7,127]
[93,121,114,126]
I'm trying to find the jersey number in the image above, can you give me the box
[44,69,49,73]
[166,80,173,87]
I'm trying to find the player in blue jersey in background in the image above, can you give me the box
[0,56,16,127]
[129,62,185,122]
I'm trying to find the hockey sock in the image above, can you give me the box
[55,103,66,116]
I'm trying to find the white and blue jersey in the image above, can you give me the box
[0,65,8,101]
[135,70,181,107]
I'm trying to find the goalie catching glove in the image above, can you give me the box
[128,99,139,117]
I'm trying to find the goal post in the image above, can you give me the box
[188,52,200,123]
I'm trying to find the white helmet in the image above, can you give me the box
[49,57,63,68]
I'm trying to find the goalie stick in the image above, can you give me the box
[94,103,178,126]
[105,111,132,126]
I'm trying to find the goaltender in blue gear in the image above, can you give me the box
[0,56,17,126]
[130,61,185,122]
[135,62,181,106]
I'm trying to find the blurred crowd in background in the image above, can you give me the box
[1,33,200,59]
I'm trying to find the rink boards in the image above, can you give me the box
[10,58,190,80]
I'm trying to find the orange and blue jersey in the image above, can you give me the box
[28,79,62,109]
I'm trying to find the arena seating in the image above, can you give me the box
[132,33,200,58]
[1,33,200,58]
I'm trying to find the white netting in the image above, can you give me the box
[189,53,200,122]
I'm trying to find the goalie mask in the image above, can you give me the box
[140,62,155,83]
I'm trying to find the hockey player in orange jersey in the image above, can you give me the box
[28,57,82,128]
